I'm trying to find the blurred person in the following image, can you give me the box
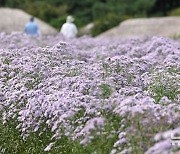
[25,16,40,37]
[60,15,78,39]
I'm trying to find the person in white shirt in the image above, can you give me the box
[60,16,78,39]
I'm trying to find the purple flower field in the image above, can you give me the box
[0,32,179,154]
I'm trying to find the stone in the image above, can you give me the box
[79,23,94,36]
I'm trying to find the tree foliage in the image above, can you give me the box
[0,0,179,35]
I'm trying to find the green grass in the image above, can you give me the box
[0,110,177,154]
[147,70,179,103]
[99,83,113,99]
[0,111,122,154]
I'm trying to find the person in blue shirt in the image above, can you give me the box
[25,16,40,37]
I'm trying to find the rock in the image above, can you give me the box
[79,23,94,36]
[0,7,58,35]
[97,16,180,38]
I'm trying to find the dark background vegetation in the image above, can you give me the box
[0,0,180,36]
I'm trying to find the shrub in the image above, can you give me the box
[168,7,180,16]
[92,13,130,36]
[50,16,67,30]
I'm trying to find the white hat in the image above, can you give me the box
[66,15,74,23]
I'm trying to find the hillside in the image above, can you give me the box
[0,8,58,35]
[98,16,180,38]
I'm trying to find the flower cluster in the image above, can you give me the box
[0,32,179,153]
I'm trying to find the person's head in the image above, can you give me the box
[30,16,34,22]
[66,15,74,23]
